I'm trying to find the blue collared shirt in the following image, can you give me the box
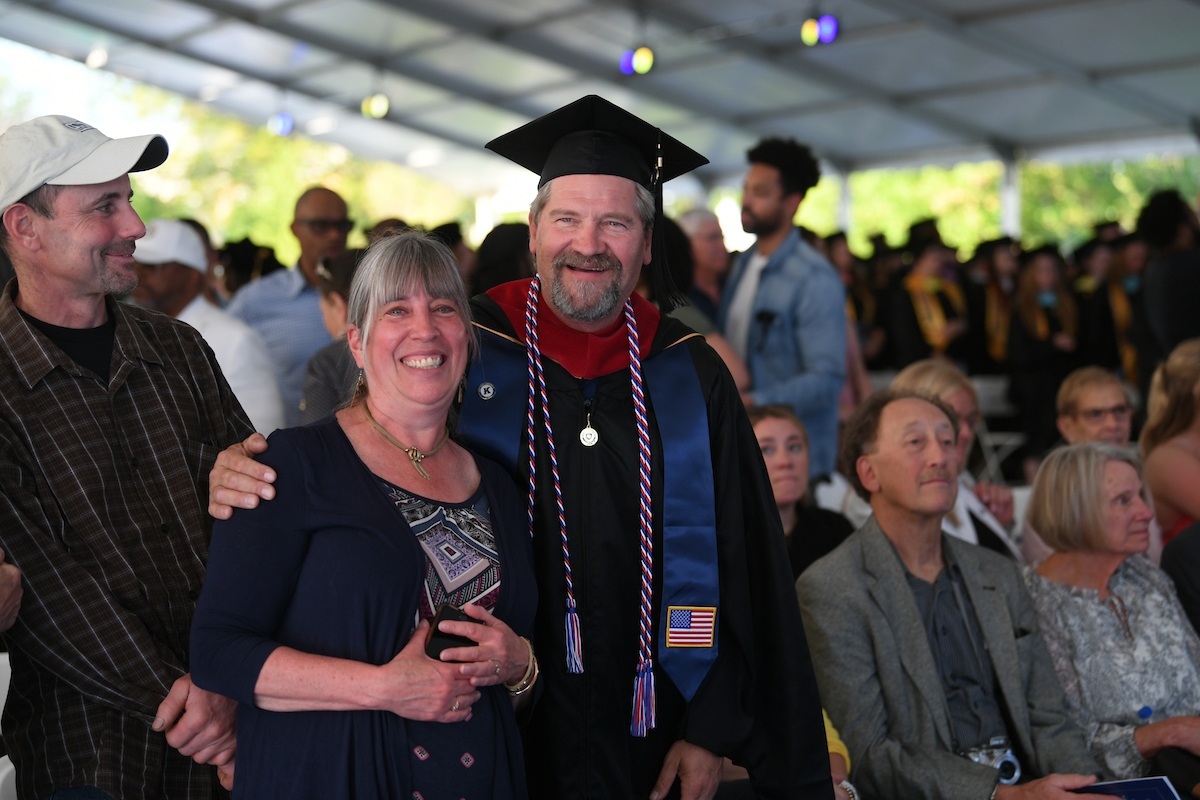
[227,267,331,427]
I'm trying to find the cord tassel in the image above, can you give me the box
[630,659,656,736]
[565,601,584,674]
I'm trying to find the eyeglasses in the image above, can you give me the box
[297,218,354,235]
[1077,404,1133,424]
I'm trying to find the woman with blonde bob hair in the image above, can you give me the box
[1140,339,1200,543]
[891,359,1021,559]
[1024,443,1200,794]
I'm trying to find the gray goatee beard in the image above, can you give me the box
[546,252,626,323]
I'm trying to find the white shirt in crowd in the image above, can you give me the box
[723,252,770,360]
[177,295,285,435]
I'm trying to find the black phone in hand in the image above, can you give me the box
[425,603,480,660]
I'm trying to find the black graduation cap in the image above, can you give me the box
[486,95,709,312]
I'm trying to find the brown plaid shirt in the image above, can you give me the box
[0,285,254,800]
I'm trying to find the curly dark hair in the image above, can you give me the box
[840,388,959,502]
[1136,189,1191,250]
[746,137,820,198]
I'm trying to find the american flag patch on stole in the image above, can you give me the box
[665,606,716,647]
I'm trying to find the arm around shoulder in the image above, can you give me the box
[191,431,308,704]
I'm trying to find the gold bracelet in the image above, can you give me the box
[508,653,538,697]
[504,636,535,692]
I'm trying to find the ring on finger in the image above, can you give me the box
[492,659,501,676]
[452,698,460,712]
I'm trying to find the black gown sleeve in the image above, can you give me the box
[681,336,835,799]
[888,288,933,369]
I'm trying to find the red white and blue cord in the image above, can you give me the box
[523,277,657,734]
[625,300,657,736]
[525,277,583,674]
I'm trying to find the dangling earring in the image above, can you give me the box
[457,373,467,404]
[352,370,366,405]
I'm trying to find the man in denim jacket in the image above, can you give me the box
[719,138,846,476]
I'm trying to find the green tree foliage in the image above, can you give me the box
[1020,155,1200,249]
[845,162,1004,258]
[778,156,1198,260]
[112,84,468,265]
[794,174,842,236]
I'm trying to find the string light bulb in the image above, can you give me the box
[801,12,838,46]
[801,19,819,45]
[269,112,294,136]
[85,47,108,69]
[817,15,838,43]
[620,46,654,75]
[361,93,389,119]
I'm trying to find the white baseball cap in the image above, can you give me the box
[135,219,207,272]
[0,115,168,210]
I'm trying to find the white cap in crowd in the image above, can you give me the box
[135,219,207,272]
[0,115,168,211]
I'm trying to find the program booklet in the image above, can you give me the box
[1071,776,1180,799]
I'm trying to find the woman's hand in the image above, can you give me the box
[374,619,479,722]
[974,481,1015,528]
[436,603,531,688]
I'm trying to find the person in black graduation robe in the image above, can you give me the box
[460,278,830,800]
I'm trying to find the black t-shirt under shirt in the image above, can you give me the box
[19,308,115,382]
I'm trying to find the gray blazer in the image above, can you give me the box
[797,516,1100,800]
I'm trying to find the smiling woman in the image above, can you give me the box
[190,230,537,800]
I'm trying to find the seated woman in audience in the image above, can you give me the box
[891,359,1023,559]
[749,405,852,577]
[190,231,537,799]
[1141,339,1200,544]
[1025,443,1200,795]
[1009,245,1080,482]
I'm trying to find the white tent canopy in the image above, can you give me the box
[0,0,1197,200]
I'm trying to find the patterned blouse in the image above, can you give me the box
[1024,555,1200,777]
[382,479,503,800]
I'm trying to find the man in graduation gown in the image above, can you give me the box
[208,96,832,800]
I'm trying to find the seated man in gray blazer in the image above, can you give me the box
[797,389,1107,800]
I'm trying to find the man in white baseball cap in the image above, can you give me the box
[133,218,285,434]
[0,116,252,799]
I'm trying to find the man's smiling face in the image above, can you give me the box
[529,173,651,332]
